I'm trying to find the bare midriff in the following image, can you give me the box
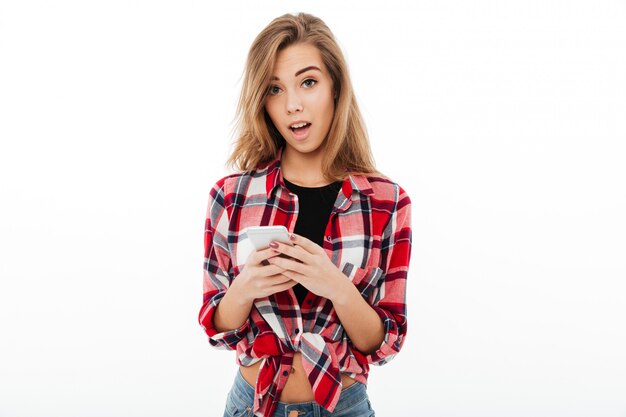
[239,352,357,402]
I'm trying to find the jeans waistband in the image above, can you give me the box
[231,368,368,415]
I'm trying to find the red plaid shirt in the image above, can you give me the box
[198,149,412,417]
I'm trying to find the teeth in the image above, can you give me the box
[290,122,308,129]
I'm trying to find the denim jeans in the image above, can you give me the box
[223,369,376,417]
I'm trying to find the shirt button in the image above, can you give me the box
[326,235,331,241]
[283,370,289,377]
[306,300,313,305]
[294,328,300,334]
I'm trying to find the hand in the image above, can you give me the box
[232,247,298,303]
[266,233,350,301]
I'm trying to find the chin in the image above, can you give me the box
[290,140,325,154]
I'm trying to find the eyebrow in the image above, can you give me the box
[271,66,321,81]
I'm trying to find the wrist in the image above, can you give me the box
[330,273,359,306]
[228,276,254,306]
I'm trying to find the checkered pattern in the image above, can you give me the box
[198,149,412,417]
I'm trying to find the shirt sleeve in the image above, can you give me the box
[197,180,249,350]
[358,185,412,366]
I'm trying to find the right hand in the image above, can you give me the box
[231,247,298,303]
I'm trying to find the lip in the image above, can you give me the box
[288,121,311,141]
[288,119,310,128]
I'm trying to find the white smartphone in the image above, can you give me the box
[245,225,293,250]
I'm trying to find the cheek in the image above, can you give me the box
[321,95,335,122]
[264,101,282,126]
[311,90,334,117]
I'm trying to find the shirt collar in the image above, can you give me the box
[263,146,374,199]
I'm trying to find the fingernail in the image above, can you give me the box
[269,241,279,249]
[290,234,296,241]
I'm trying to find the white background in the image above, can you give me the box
[1,1,625,416]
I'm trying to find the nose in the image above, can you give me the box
[286,90,303,114]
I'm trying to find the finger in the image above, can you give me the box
[266,273,296,285]
[268,255,307,274]
[262,254,293,266]
[258,264,287,276]
[287,233,324,255]
[277,270,305,285]
[270,279,298,293]
[270,241,313,263]
[248,247,282,265]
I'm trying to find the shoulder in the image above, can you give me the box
[359,174,411,206]
[210,172,248,192]
[208,166,271,205]
[208,172,241,198]
[359,175,412,236]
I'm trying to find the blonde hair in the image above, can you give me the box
[226,12,382,181]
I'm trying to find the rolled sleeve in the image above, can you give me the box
[197,181,248,350]
[359,187,412,366]
[201,291,250,349]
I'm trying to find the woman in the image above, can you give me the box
[198,12,412,417]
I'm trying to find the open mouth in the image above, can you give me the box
[290,122,311,133]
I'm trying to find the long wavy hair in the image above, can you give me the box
[226,12,381,181]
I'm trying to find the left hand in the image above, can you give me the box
[267,233,350,301]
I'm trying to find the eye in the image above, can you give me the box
[302,79,317,88]
[268,85,282,95]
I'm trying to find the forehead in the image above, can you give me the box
[273,43,324,74]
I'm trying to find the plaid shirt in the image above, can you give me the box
[198,149,412,417]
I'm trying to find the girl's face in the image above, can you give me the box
[265,43,335,158]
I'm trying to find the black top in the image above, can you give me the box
[283,178,343,305]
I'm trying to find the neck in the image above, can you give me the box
[281,145,328,187]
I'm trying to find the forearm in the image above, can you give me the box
[213,281,254,333]
[331,274,385,355]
